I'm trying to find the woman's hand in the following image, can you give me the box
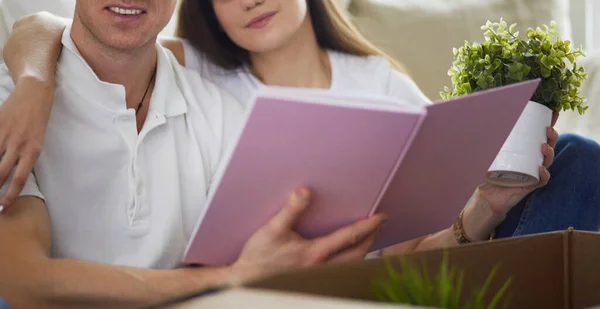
[475,112,560,218]
[0,77,54,208]
[0,11,67,209]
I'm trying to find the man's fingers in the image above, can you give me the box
[0,154,36,207]
[0,149,18,194]
[542,143,555,168]
[267,187,312,230]
[311,214,387,261]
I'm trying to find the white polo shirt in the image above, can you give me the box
[0,26,244,269]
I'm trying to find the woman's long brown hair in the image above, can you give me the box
[176,0,406,73]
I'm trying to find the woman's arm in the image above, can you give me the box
[0,12,69,208]
[382,70,559,256]
[4,12,68,84]
[382,191,504,256]
[4,13,187,80]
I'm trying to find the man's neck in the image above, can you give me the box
[249,17,331,89]
[70,16,157,111]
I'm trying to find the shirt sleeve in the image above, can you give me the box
[0,64,44,201]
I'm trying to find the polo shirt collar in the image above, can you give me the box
[57,25,187,118]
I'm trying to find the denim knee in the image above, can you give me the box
[555,133,600,161]
[496,133,600,237]
[551,133,600,179]
[0,298,10,309]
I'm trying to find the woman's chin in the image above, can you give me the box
[245,43,284,55]
[237,35,289,55]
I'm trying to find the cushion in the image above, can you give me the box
[347,0,573,101]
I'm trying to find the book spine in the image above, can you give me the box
[368,111,428,216]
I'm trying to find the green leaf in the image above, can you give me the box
[442,19,588,114]
[461,83,472,93]
[487,276,512,309]
[474,265,499,308]
[454,270,465,308]
[521,64,531,76]
[540,55,550,68]
[541,89,554,102]
[541,66,551,78]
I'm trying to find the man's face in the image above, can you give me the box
[74,0,177,51]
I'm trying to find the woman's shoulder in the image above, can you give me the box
[175,39,243,82]
[328,50,430,106]
[328,49,391,75]
[328,50,416,86]
[160,37,185,65]
[175,38,257,105]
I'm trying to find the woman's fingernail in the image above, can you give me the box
[0,206,4,214]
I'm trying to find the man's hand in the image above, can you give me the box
[232,187,387,278]
[475,112,560,218]
[0,77,53,209]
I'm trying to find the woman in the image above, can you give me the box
[0,0,598,254]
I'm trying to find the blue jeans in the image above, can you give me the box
[0,298,10,309]
[496,133,600,238]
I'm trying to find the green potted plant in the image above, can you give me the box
[372,252,513,309]
[441,19,588,187]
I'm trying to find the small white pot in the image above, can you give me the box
[486,100,552,187]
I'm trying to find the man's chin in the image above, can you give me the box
[98,36,156,53]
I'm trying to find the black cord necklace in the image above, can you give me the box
[135,68,157,115]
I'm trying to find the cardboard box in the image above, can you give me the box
[151,230,600,309]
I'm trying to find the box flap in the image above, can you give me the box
[570,231,600,309]
[248,232,568,308]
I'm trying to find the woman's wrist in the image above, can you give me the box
[16,73,55,90]
[458,192,507,242]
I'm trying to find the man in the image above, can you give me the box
[0,1,384,308]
